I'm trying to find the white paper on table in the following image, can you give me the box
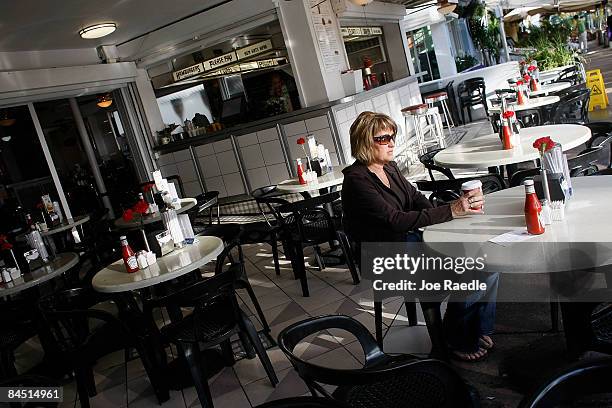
[489,230,538,247]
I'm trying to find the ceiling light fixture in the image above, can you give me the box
[1,135,11,142]
[79,23,117,39]
[349,0,373,5]
[96,93,113,108]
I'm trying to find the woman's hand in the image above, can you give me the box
[450,189,485,217]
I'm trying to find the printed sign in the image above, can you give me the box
[203,51,238,71]
[341,26,383,37]
[172,63,205,81]
[236,40,273,60]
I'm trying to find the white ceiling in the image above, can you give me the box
[0,0,229,52]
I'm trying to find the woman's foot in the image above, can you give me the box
[451,347,488,362]
[478,335,494,350]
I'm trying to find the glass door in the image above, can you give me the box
[407,26,440,83]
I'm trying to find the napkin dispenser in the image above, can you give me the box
[534,172,568,202]
[146,230,175,257]
[24,249,45,272]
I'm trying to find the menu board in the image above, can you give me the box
[172,40,277,82]
[310,0,342,73]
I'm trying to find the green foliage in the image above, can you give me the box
[467,1,501,63]
[522,16,580,71]
[455,54,479,72]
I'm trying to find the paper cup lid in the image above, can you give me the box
[461,180,482,190]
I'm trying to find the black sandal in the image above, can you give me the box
[450,347,488,362]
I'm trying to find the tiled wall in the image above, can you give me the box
[282,115,340,169]
[157,138,246,198]
[236,127,290,191]
[331,78,422,169]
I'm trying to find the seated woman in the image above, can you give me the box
[341,111,498,362]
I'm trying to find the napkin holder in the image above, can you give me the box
[148,230,175,257]
[309,159,327,177]
[534,172,568,203]
[23,249,45,272]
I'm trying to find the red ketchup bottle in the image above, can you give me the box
[501,111,515,150]
[524,180,545,235]
[516,81,525,105]
[530,76,539,92]
[120,236,139,273]
[296,158,306,185]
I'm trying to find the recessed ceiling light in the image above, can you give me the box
[79,23,117,39]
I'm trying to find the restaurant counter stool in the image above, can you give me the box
[424,91,455,139]
[278,315,478,407]
[401,103,446,161]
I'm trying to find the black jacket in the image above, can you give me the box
[341,161,453,243]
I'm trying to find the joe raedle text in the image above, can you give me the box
[373,279,487,292]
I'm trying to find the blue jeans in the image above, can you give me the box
[443,271,499,352]
[405,231,499,353]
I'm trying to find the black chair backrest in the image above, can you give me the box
[415,174,506,205]
[278,192,339,244]
[38,288,128,356]
[554,65,580,85]
[549,88,591,124]
[194,190,220,224]
[278,316,476,407]
[516,108,543,128]
[518,357,612,408]
[419,148,455,181]
[509,168,541,187]
[567,146,604,177]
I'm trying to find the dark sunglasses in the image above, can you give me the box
[373,134,396,145]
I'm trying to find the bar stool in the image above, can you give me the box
[402,103,446,158]
[424,91,455,139]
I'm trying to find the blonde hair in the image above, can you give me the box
[349,111,398,164]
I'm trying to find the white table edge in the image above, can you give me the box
[91,237,225,293]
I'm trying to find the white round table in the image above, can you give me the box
[529,82,571,97]
[489,96,560,113]
[41,215,90,237]
[433,124,591,169]
[423,176,612,274]
[276,167,345,195]
[0,252,79,297]
[114,198,197,230]
[92,236,224,293]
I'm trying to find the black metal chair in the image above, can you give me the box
[457,77,488,124]
[278,315,479,408]
[419,148,455,181]
[278,192,359,297]
[518,357,612,408]
[415,174,506,206]
[0,303,37,381]
[38,288,169,408]
[191,191,242,242]
[584,122,612,168]
[254,397,350,408]
[567,146,604,177]
[516,108,543,128]
[552,65,581,86]
[160,242,278,408]
[544,88,591,125]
